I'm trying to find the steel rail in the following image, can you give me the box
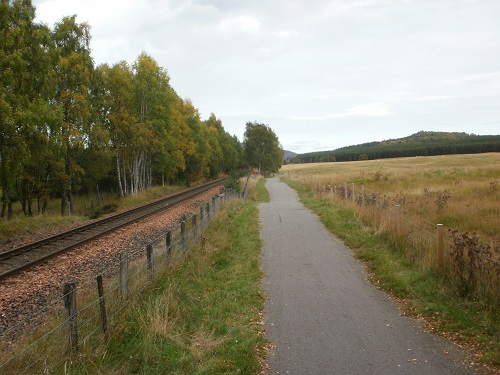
[0,178,227,281]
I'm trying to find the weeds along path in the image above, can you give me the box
[259,177,475,375]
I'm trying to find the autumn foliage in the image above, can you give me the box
[0,0,245,219]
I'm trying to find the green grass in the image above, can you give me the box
[0,215,85,245]
[254,177,270,203]
[283,178,499,368]
[56,198,267,374]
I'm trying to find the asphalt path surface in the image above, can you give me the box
[259,177,474,375]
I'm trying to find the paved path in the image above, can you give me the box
[259,177,473,375]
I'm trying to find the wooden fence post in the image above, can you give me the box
[344,185,348,200]
[437,224,444,271]
[192,214,197,240]
[200,206,205,232]
[147,243,154,279]
[212,196,216,213]
[96,275,108,337]
[166,230,172,260]
[206,202,211,221]
[63,281,78,354]
[120,253,129,303]
[181,221,187,256]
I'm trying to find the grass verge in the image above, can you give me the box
[58,197,267,374]
[248,176,269,203]
[283,178,499,371]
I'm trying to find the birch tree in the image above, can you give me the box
[0,0,56,218]
[52,15,94,215]
[100,62,136,196]
[243,121,283,174]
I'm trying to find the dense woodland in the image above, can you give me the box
[290,131,500,164]
[1,0,248,219]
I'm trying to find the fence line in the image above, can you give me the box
[0,188,240,374]
[316,177,497,264]
[286,172,499,305]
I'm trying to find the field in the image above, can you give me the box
[283,153,500,244]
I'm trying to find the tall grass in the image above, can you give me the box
[283,153,500,243]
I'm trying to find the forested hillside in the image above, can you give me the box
[290,131,500,164]
[0,1,244,219]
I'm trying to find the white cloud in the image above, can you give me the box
[218,15,261,32]
[32,0,500,153]
[272,30,299,38]
[289,103,393,121]
[340,104,394,117]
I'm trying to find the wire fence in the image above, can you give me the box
[286,173,499,306]
[0,188,243,374]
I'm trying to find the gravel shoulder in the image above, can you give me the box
[260,177,474,375]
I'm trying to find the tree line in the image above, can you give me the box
[289,131,500,164]
[1,0,253,219]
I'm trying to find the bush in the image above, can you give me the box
[224,171,247,193]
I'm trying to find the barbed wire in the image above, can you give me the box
[315,181,498,262]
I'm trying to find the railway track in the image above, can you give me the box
[0,178,227,281]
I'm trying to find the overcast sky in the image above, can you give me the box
[33,0,500,153]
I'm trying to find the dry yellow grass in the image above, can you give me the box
[282,153,500,306]
[282,153,500,244]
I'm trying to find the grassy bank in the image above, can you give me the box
[0,184,184,245]
[64,199,266,373]
[283,178,499,370]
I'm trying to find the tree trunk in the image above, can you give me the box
[68,177,74,215]
[116,151,124,198]
[1,188,13,220]
[20,198,27,216]
[122,158,128,195]
[0,155,12,219]
[18,180,27,217]
[42,198,47,215]
[1,198,6,219]
[27,197,33,217]
[61,189,68,216]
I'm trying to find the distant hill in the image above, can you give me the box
[288,131,500,164]
[283,150,298,161]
